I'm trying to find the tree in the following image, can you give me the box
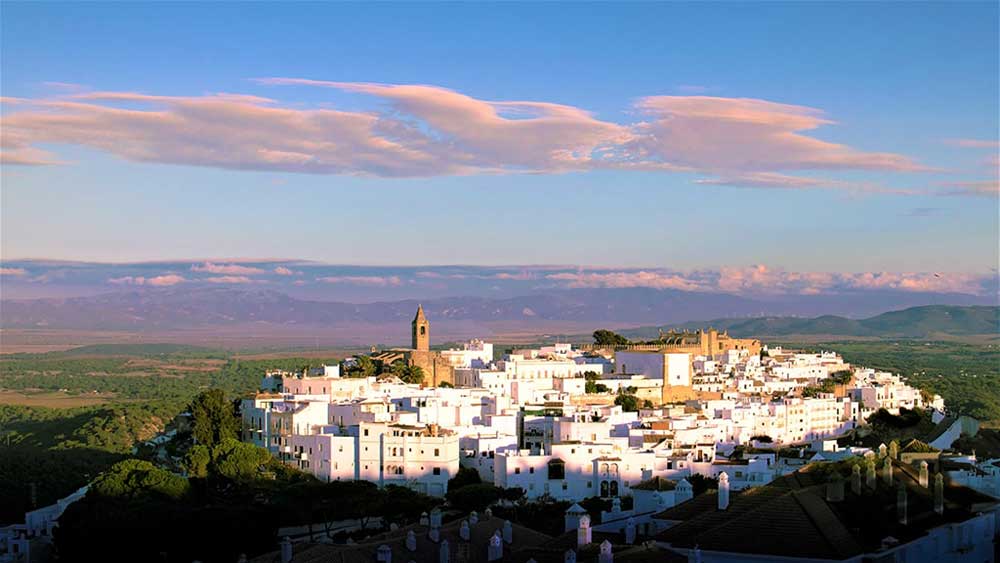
[90,459,189,501]
[190,389,238,448]
[446,483,502,512]
[448,466,482,491]
[184,444,211,478]
[392,361,425,385]
[356,356,377,377]
[614,390,639,412]
[593,330,630,346]
[210,438,272,481]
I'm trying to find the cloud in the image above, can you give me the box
[546,271,704,291]
[1,82,932,191]
[108,274,185,286]
[937,180,999,197]
[944,138,1000,149]
[544,265,993,296]
[204,275,259,284]
[0,267,28,276]
[631,96,928,185]
[273,266,299,275]
[317,275,403,287]
[191,262,266,275]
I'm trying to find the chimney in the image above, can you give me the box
[882,458,893,486]
[420,512,430,527]
[280,537,292,563]
[598,540,614,563]
[406,530,417,552]
[896,484,907,525]
[469,511,479,525]
[430,508,443,528]
[826,473,845,502]
[624,517,636,545]
[866,459,876,490]
[487,531,503,561]
[717,472,730,510]
[577,515,592,548]
[878,443,887,458]
[934,473,944,515]
[439,540,450,563]
[376,544,392,563]
[459,520,471,541]
[851,464,862,495]
[502,520,513,544]
[564,550,577,563]
[889,440,899,460]
[919,461,929,488]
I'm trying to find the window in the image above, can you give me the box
[434,448,440,457]
[433,467,441,475]
[529,467,535,474]
[364,429,369,436]
[515,468,521,474]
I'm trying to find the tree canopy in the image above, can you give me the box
[190,389,239,448]
[593,330,630,346]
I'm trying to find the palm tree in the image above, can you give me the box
[391,362,425,385]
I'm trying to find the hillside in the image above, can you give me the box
[2,287,993,333]
[619,305,999,340]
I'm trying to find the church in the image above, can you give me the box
[370,305,455,387]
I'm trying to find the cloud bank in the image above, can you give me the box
[0,80,957,192]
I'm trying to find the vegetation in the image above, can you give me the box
[782,340,1000,423]
[53,389,440,562]
[0,348,343,526]
[801,369,853,397]
[614,389,640,412]
[190,389,239,448]
[620,305,999,340]
[592,329,630,346]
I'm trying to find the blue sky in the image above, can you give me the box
[1,2,998,277]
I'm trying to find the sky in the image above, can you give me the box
[1,2,998,289]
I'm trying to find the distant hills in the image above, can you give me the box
[618,305,1000,340]
[0,288,996,343]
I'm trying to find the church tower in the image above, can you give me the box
[412,305,429,351]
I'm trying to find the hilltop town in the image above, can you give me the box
[235,307,999,562]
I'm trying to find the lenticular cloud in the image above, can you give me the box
[0,80,936,191]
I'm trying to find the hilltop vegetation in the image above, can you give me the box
[621,305,999,340]
[0,346,342,526]
[779,340,1000,424]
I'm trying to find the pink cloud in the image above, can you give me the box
[544,265,991,296]
[546,271,704,291]
[937,180,999,197]
[317,275,403,287]
[492,271,535,281]
[204,275,258,284]
[632,96,928,185]
[944,138,1000,149]
[0,267,28,276]
[273,266,299,275]
[191,262,266,275]
[1,82,934,192]
[108,274,185,287]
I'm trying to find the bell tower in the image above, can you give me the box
[412,305,429,351]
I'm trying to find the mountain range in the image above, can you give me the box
[619,305,999,340]
[1,287,996,337]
